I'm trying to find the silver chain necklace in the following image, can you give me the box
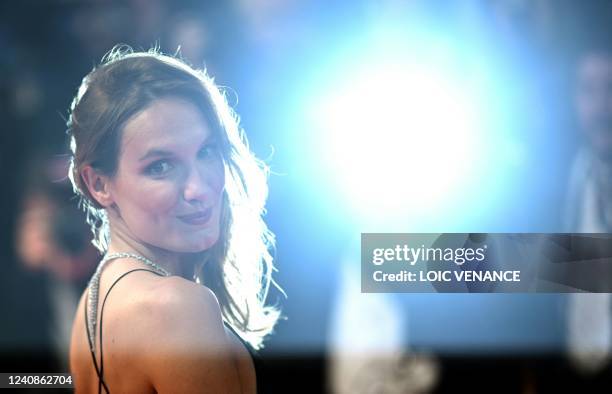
[86,252,171,352]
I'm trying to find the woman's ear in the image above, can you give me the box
[81,165,114,207]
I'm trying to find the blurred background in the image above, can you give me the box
[2,0,612,392]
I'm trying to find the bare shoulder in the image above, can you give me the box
[143,276,221,315]
[128,276,241,393]
[128,276,226,350]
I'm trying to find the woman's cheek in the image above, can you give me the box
[137,182,180,214]
[213,174,224,196]
[213,163,225,195]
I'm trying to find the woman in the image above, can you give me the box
[68,47,281,393]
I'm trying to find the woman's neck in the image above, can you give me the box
[106,229,186,278]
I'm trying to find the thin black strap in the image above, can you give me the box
[85,268,165,394]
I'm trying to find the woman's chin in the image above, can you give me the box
[180,236,220,253]
[149,229,220,254]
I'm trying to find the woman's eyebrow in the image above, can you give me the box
[138,149,174,162]
[202,136,218,145]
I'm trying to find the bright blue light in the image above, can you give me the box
[309,54,485,226]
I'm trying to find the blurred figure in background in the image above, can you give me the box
[565,37,612,376]
[15,154,98,369]
[565,40,612,233]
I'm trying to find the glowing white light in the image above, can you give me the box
[313,61,482,222]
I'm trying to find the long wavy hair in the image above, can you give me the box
[67,46,281,349]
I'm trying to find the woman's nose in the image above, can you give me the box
[183,167,212,203]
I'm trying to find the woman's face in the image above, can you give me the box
[108,97,225,253]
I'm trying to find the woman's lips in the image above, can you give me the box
[177,208,212,225]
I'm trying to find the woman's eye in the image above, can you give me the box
[198,144,219,160]
[146,160,173,176]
